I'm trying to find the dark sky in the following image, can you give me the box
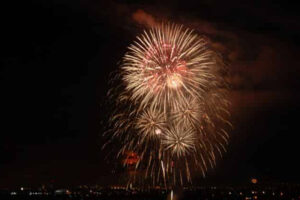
[1,0,300,188]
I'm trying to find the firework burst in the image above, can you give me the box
[104,23,231,187]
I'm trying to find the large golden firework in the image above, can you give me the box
[105,23,231,187]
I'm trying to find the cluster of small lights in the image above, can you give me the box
[29,192,45,196]
[5,185,298,199]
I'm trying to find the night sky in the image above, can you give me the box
[1,0,300,188]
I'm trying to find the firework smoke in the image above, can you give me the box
[104,23,231,187]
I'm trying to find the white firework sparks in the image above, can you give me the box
[104,22,231,187]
